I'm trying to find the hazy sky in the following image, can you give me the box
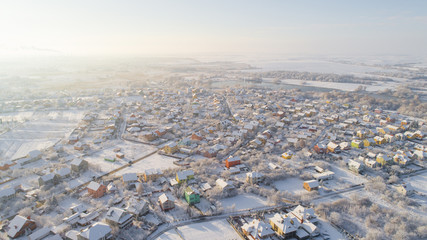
[1,0,426,57]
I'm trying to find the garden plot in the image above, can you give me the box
[0,110,84,160]
[113,153,177,176]
[219,193,269,211]
[83,141,156,174]
[176,219,241,240]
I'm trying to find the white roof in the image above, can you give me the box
[87,181,101,191]
[56,167,71,177]
[71,158,85,166]
[122,172,138,182]
[305,180,319,188]
[216,178,233,189]
[0,187,15,199]
[28,150,42,159]
[242,218,274,238]
[41,173,56,182]
[159,193,174,203]
[79,222,112,240]
[105,207,131,223]
[246,171,263,179]
[176,169,194,181]
[7,215,33,237]
[28,227,51,240]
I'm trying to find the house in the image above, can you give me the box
[225,155,241,168]
[374,136,386,145]
[242,218,275,239]
[143,169,163,182]
[28,227,53,240]
[313,143,327,154]
[393,154,410,165]
[158,193,175,211]
[77,222,113,240]
[303,180,319,191]
[327,142,341,153]
[348,159,364,174]
[87,181,107,198]
[395,183,415,196]
[176,169,194,183]
[290,205,318,224]
[351,140,363,149]
[163,142,179,154]
[55,167,71,179]
[215,178,234,192]
[191,132,203,141]
[376,153,391,166]
[105,207,133,229]
[312,170,334,181]
[269,213,299,239]
[68,135,79,144]
[246,171,264,184]
[125,198,149,217]
[70,159,88,173]
[0,187,16,201]
[282,150,294,159]
[38,173,59,187]
[339,142,350,151]
[184,186,200,205]
[122,173,139,189]
[363,138,376,147]
[7,215,37,239]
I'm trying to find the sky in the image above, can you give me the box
[0,0,426,57]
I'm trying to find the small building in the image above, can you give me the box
[176,169,194,183]
[312,171,334,181]
[282,150,294,159]
[158,193,175,211]
[348,159,364,174]
[163,142,179,154]
[143,168,163,182]
[246,171,264,184]
[242,218,275,240]
[7,215,37,239]
[303,180,319,191]
[269,213,298,239]
[376,153,391,166]
[327,142,341,153]
[184,186,200,205]
[87,181,107,198]
[77,222,113,240]
[215,178,234,192]
[125,198,149,217]
[70,159,88,173]
[313,143,327,154]
[351,140,363,149]
[225,155,241,168]
[38,173,59,187]
[122,173,139,189]
[105,207,133,229]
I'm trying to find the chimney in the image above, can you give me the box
[27,216,31,220]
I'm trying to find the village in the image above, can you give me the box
[0,84,426,240]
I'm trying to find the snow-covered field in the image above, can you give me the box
[219,193,269,211]
[405,173,427,195]
[113,153,177,176]
[157,229,182,240]
[83,141,156,174]
[0,110,84,160]
[280,79,400,92]
[274,177,306,195]
[176,219,241,240]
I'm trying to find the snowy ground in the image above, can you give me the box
[219,193,269,211]
[0,110,84,160]
[405,173,427,195]
[274,177,306,195]
[113,153,177,176]
[84,141,156,174]
[175,219,241,240]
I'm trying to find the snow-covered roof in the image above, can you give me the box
[41,173,56,182]
[70,158,85,166]
[55,167,71,177]
[246,171,263,179]
[105,207,131,223]
[176,169,194,181]
[269,213,299,235]
[28,150,42,159]
[122,172,138,182]
[0,187,15,199]
[304,180,319,188]
[242,219,274,238]
[7,215,34,237]
[215,178,233,190]
[28,227,51,240]
[159,193,174,203]
[79,222,112,240]
[87,181,101,191]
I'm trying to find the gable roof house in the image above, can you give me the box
[87,181,107,198]
[70,159,89,173]
[176,169,194,183]
[184,186,200,205]
[122,173,139,189]
[77,222,113,240]
[38,173,59,187]
[215,178,235,192]
[269,213,299,239]
[158,193,175,211]
[303,180,319,192]
[105,207,133,229]
[246,171,264,184]
[225,155,241,168]
[7,215,37,239]
[242,218,275,240]
[125,198,149,218]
